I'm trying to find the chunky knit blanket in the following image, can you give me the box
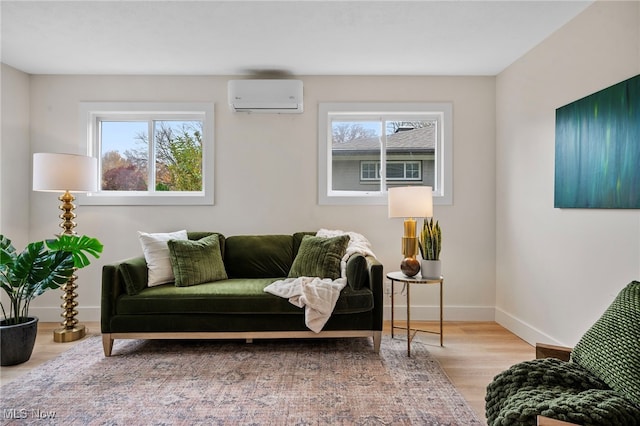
[486,281,640,426]
[485,358,640,425]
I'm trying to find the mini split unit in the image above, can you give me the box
[228,79,303,113]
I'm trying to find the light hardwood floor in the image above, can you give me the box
[1,321,534,421]
[390,321,535,418]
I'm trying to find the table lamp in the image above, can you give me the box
[388,186,433,277]
[33,152,98,342]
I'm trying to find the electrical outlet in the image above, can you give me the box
[384,281,392,295]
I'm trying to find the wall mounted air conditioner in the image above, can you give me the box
[228,79,303,113]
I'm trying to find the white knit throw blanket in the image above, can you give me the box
[264,229,376,333]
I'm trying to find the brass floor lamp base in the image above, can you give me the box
[53,325,86,343]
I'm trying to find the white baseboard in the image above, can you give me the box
[383,303,495,321]
[29,306,101,323]
[494,307,564,346]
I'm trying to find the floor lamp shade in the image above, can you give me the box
[33,153,98,193]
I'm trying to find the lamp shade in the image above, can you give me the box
[33,153,98,192]
[388,186,433,218]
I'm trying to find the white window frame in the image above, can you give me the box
[318,102,453,205]
[78,102,214,206]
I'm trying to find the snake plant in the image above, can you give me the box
[419,218,441,260]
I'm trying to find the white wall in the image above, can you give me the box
[1,64,31,248]
[13,75,497,323]
[495,1,640,346]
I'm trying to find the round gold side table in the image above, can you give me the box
[387,271,443,357]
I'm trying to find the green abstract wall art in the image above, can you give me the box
[555,74,640,209]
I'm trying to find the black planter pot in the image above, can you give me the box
[0,317,39,366]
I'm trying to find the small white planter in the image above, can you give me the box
[421,260,442,279]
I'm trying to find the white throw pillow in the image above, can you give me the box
[138,230,188,287]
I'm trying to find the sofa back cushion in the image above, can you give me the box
[225,235,293,278]
[571,280,640,406]
[187,232,225,258]
[293,232,315,256]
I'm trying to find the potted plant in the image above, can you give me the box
[419,218,442,279]
[0,234,103,365]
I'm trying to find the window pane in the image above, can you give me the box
[100,121,148,191]
[331,121,381,191]
[406,162,421,179]
[386,120,436,189]
[361,161,378,180]
[386,162,404,179]
[153,120,203,192]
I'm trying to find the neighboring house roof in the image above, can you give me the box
[332,125,436,154]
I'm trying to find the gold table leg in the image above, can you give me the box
[439,279,443,346]
[407,280,411,356]
[390,279,395,339]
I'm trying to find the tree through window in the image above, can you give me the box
[80,102,214,206]
[101,120,203,192]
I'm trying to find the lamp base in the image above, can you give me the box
[400,257,420,277]
[53,324,86,343]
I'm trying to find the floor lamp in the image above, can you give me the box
[388,186,433,277]
[33,152,98,342]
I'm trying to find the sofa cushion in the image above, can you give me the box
[187,231,225,259]
[168,234,227,287]
[225,235,293,278]
[571,281,640,407]
[293,231,315,256]
[288,234,349,280]
[138,229,188,287]
[115,278,374,315]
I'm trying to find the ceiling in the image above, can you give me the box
[1,0,593,76]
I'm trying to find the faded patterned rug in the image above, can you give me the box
[0,335,481,425]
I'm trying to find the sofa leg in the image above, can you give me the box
[373,331,382,353]
[102,334,114,357]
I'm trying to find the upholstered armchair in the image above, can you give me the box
[485,281,640,426]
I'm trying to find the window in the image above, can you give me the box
[79,102,214,205]
[318,103,452,205]
[361,162,379,180]
[361,160,422,181]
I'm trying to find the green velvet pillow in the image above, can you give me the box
[288,234,349,280]
[571,281,640,406]
[167,234,227,287]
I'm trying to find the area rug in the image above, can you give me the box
[0,335,481,425]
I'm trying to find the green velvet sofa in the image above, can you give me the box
[101,232,383,356]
